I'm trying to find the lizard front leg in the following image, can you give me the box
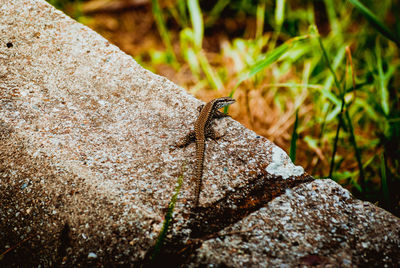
[175,104,204,148]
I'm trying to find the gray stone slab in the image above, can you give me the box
[0,0,311,265]
[2,0,399,267]
[194,179,400,267]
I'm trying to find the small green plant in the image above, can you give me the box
[151,0,178,67]
[150,166,184,263]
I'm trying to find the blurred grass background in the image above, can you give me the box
[47,0,400,217]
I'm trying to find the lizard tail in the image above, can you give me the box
[194,143,205,207]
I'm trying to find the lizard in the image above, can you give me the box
[177,97,236,208]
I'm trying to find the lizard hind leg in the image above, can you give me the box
[204,126,225,143]
[176,131,196,148]
[205,126,217,140]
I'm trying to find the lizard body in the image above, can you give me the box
[178,97,235,207]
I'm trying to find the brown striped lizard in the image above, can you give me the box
[177,97,236,207]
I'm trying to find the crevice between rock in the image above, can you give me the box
[142,172,314,267]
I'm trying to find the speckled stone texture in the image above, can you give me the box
[194,179,400,267]
[0,0,314,266]
[2,0,400,267]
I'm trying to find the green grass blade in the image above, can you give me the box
[177,0,189,27]
[188,0,204,48]
[289,109,299,162]
[275,0,285,29]
[316,32,344,96]
[151,0,178,66]
[318,32,364,185]
[354,98,379,122]
[345,81,369,93]
[329,99,345,179]
[380,153,390,209]
[187,48,201,76]
[324,0,341,36]
[150,167,184,262]
[256,1,266,38]
[246,43,288,78]
[348,0,400,47]
[317,28,346,180]
[206,0,230,27]
[375,38,390,116]
[344,108,365,189]
[180,28,201,77]
[186,0,222,90]
[230,35,309,97]
[320,87,341,106]
[198,51,223,90]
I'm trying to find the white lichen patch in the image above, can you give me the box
[266,146,304,179]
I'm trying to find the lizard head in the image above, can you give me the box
[214,97,236,109]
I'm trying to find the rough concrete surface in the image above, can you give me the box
[0,0,399,267]
[194,179,400,267]
[0,0,309,266]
